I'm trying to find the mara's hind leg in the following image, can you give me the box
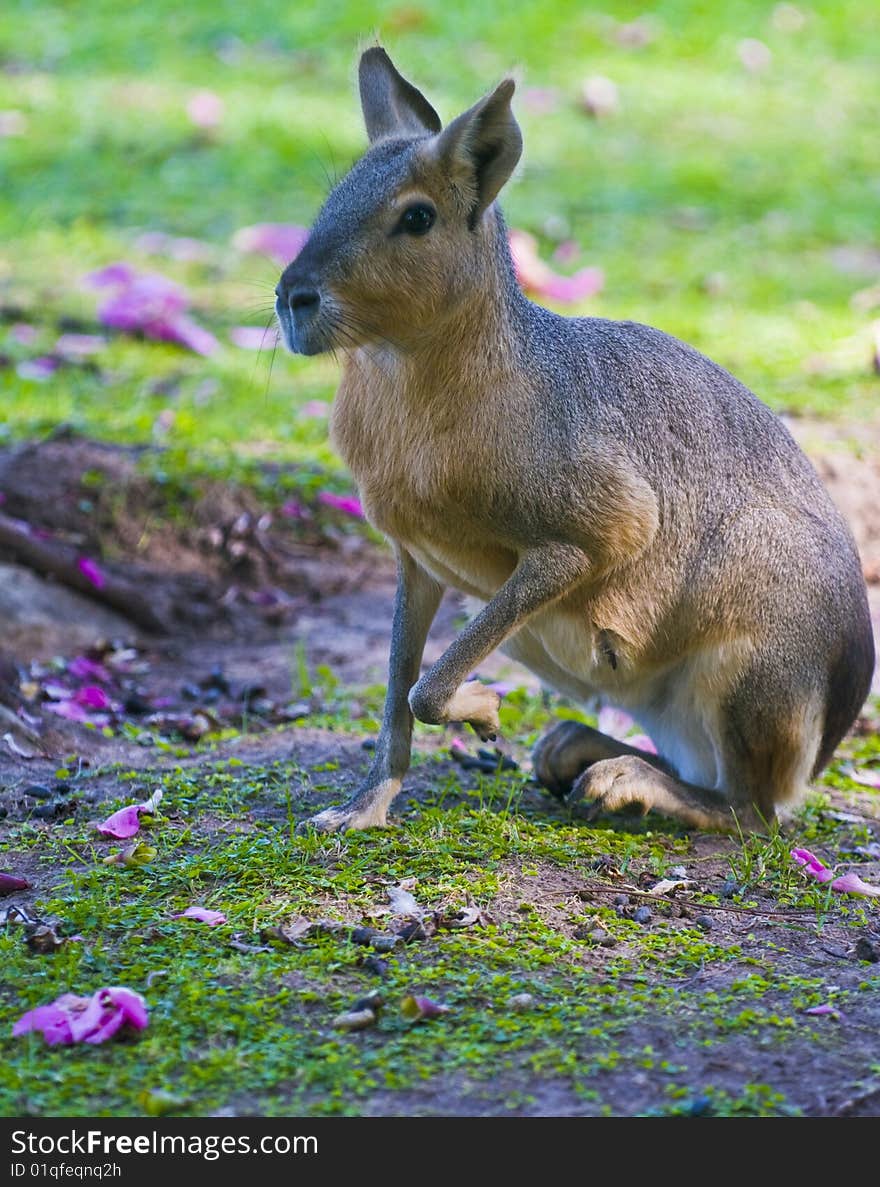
[532,720,675,799]
[573,755,747,832]
[573,667,824,833]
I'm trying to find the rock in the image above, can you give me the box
[508,993,535,1011]
[695,914,714,931]
[633,906,653,925]
[0,563,134,661]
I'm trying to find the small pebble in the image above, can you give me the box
[362,955,390,976]
[352,989,384,1013]
[854,937,879,963]
[508,993,535,1012]
[613,893,630,907]
[634,906,653,925]
[361,738,376,751]
[31,802,66,819]
[695,914,714,931]
[575,926,616,946]
[721,877,740,899]
[24,784,53,800]
[332,1008,376,1032]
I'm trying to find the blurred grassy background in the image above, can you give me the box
[2,0,879,485]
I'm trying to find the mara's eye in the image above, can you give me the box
[398,203,436,236]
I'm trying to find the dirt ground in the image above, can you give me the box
[1,429,879,1117]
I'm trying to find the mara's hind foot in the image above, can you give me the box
[573,755,752,833]
[532,719,673,800]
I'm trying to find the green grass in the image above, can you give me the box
[2,685,878,1116]
[2,0,879,494]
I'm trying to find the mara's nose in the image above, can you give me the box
[285,287,320,315]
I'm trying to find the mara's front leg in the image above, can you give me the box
[301,548,443,833]
[408,542,592,736]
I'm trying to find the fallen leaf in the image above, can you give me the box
[0,873,31,895]
[261,917,343,945]
[4,733,37,759]
[174,906,227,926]
[24,921,67,954]
[387,884,422,917]
[401,994,450,1021]
[139,1088,190,1117]
[13,986,148,1045]
[839,763,880,789]
[103,842,157,868]
[647,878,693,896]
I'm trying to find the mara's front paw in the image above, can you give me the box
[442,681,501,742]
[295,778,401,835]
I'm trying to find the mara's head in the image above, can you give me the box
[275,48,522,356]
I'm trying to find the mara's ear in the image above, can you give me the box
[432,79,522,227]
[358,47,442,143]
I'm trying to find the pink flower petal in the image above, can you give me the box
[541,267,604,304]
[804,1004,841,1017]
[16,357,59,382]
[174,906,227,926]
[830,872,880,897]
[96,791,161,839]
[96,805,143,839]
[552,240,580,266]
[232,223,309,267]
[158,315,219,356]
[77,557,106,589]
[13,1003,74,1046]
[68,656,111,682]
[229,325,278,350]
[486,681,518,697]
[509,229,603,305]
[54,333,107,357]
[280,499,306,519]
[317,491,363,518]
[9,322,38,345]
[790,848,835,883]
[45,700,91,724]
[597,705,635,740]
[0,110,27,137]
[522,87,558,115]
[13,988,148,1046]
[186,90,225,128]
[0,872,30,894]
[299,399,330,419]
[85,263,136,288]
[627,733,658,755]
[74,685,111,710]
